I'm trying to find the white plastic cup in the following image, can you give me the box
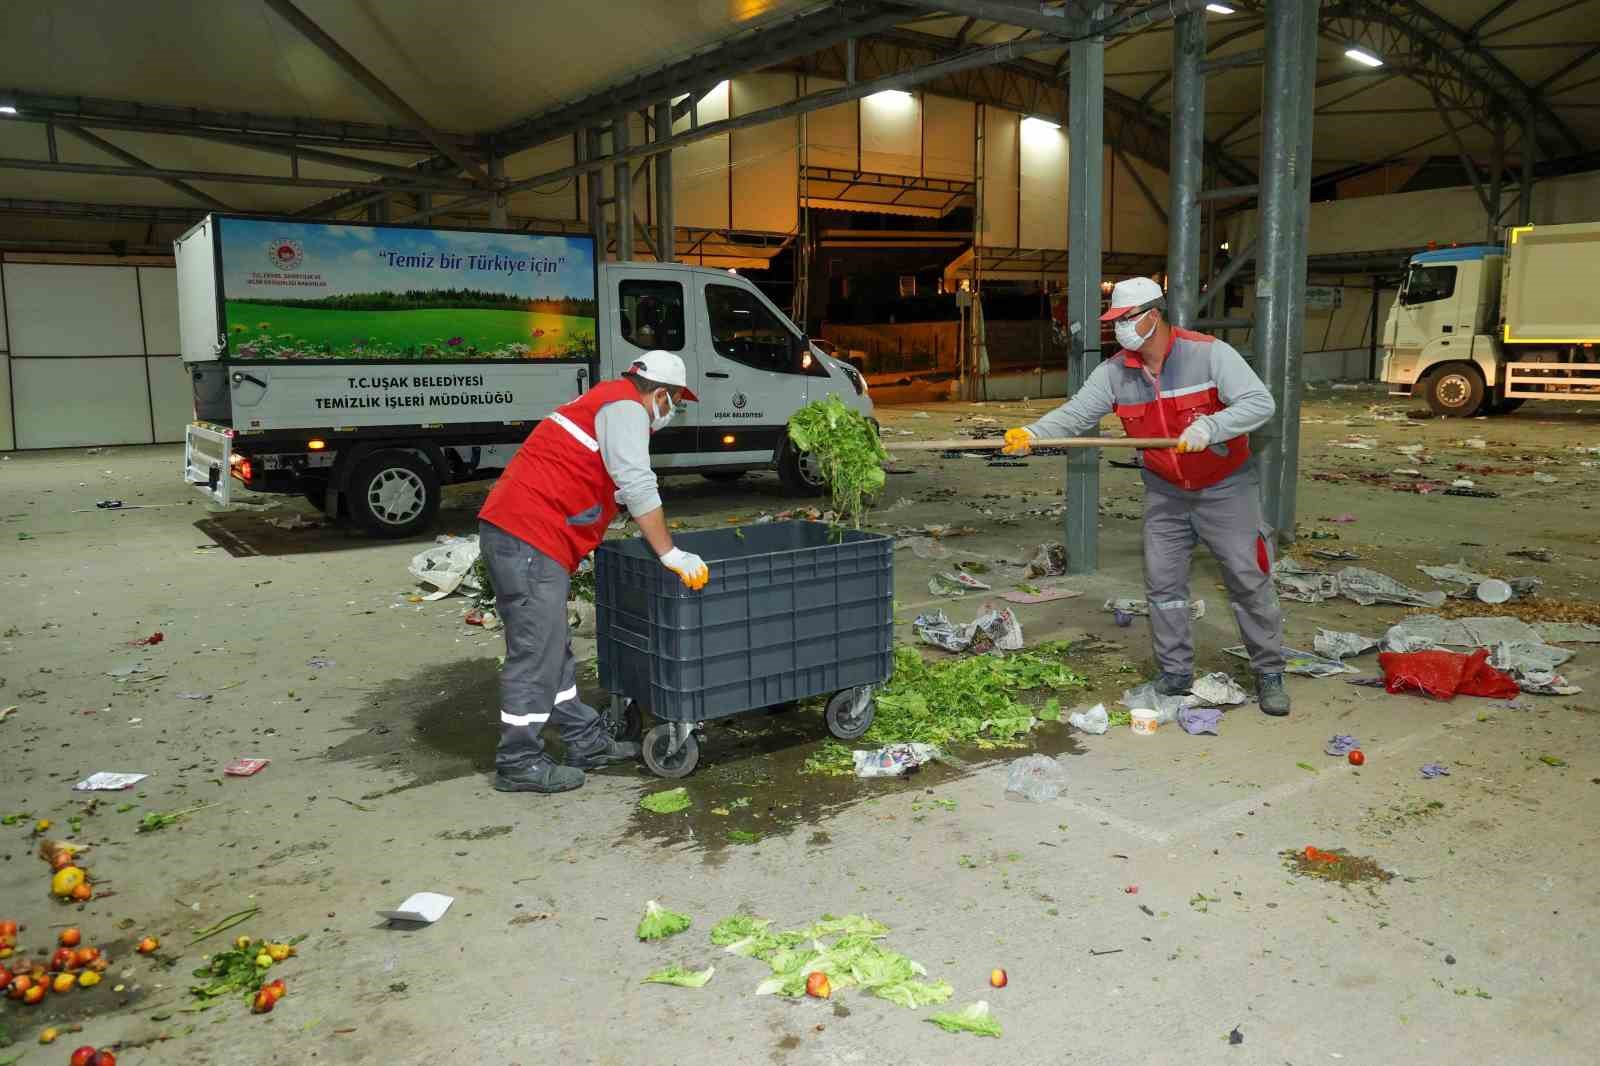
[1476,578,1512,604]
[1130,708,1159,735]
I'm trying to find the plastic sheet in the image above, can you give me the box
[1005,754,1069,802]
[408,534,483,601]
[1067,703,1108,734]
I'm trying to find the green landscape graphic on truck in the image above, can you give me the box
[217,218,596,361]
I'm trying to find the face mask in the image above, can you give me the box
[1114,311,1155,352]
[650,391,676,433]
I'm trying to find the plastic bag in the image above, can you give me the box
[1067,703,1108,734]
[1119,683,1184,724]
[1004,754,1068,802]
[408,534,483,601]
[1378,648,1520,700]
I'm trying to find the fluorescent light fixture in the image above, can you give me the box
[1205,3,1236,13]
[1344,46,1383,68]
[0,105,17,115]
[1021,114,1061,131]
[867,89,913,104]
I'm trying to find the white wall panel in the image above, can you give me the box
[860,90,921,176]
[12,356,152,449]
[802,77,857,170]
[147,355,192,442]
[0,354,12,450]
[1019,118,1067,252]
[923,95,975,181]
[506,134,582,223]
[731,74,798,234]
[672,80,730,230]
[980,108,1019,247]
[138,267,180,354]
[1107,151,1169,254]
[4,263,143,356]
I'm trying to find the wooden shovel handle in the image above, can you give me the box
[882,436,1179,452]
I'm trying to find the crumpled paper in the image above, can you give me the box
[928,571,991,597]
[1025,542,1068,578]
[1416,560,1542,599]
[1488,640,1581,695]
[1382,614,1539,652]
[408,534,484,601]
[1314,628,1381,659]
[853,743,942,778]
[1103,597,1207,621]
[1189,671,1248,706]
[1177,707,1223,735]
[1223,645,1356,676]
[913,606,1023,654]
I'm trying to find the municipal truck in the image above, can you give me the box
[176,215,871,535]
[1381,220,1600,415]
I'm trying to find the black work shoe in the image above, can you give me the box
[1257,672,1291,717]
[563,739,642,769]
[495,761,584,793]
[1153,671,1194,696]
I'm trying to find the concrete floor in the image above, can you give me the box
[2,386,1598,1065]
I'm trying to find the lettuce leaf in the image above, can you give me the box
[802,914,889,940]
[642,964,714,988]
[927,1000,1002,1037]
[638,787,691,814]
[723,929,804,960]
[874,978,953,1008]
[636,900,692,941]
[709,915,771,946]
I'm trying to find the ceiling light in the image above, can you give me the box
[867,89,913,104]
[1022,115,1061,131]
[1205,3,1236,13]
[1344,46,1383,68]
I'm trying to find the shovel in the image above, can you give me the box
[882,436,1179,452]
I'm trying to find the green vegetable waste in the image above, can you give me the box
[639,787,692,814]
[927,1000,1003,1037]
[637,900,692,941]
[803,644,1086,775]
[786,395,888,529]
[717,912,951,1009]
[642,964,715,988]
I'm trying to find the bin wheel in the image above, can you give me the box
[642,724,700,778]
[825,688,875,741]
[606,698,643,742]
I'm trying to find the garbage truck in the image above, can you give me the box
[176,215,871,536]
[1381,220,1600,415]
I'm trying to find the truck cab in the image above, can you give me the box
[1381,245,1506,416]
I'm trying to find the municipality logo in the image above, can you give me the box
[267,239,304,271]
[732,392,748,410]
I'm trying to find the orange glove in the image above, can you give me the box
[1002,427,1035,456]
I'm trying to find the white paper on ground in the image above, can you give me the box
[74,771,149,791]
[379,892,454,923]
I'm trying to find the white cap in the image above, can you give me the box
[626,350,698,400]
[1100,276,1165,321]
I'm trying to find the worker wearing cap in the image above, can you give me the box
[478,350,711,793]
[1003,277,1290,716]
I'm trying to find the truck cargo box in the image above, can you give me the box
[1502,221,1600,344]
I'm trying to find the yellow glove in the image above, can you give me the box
[659,547,710,591]
[1002,427,1035,456]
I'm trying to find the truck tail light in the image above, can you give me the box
[233,458,253,483]
[308,438,326,450]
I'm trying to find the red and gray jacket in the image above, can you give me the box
[1024,328,1275,493]
[478,379,643,571]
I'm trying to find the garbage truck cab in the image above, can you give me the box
[1380,245,1506,416]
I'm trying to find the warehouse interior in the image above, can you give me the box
[3,3,1599,1063]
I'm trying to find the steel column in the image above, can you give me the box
[613,117,632,261]
[585,129,607,257]
[1487,116,1505,243]
[654,103,675,263]
[1064,4,1105,575]
[1253,0,1318,541]
[366,196,390,223]
[1166,10,1206,328]
[488,156,507,228]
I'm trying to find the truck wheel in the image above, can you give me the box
[1423,363,1485,417]
[700,471,745,483]
[777,441,827,498]
[348,450,439,538]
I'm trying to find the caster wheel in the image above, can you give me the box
[641,724,700,778]
[824,688,875,741]
[607,699,643,742]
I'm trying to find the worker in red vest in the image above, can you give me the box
[479,351,709,793]
[1003,277,1290,716]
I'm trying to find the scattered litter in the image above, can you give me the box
[1310,549,1361,561]
[900,536,952,560]
[1119,684,1184,724]
[1283,846,1392,884]
[1190,672,1249,706]
[0,705,16,724]
[129,631,164,647]
[1273,559,1444,608]
[1460,438,1488,449]
[929,571,991,597]
[106,663,147,678]
[639,787,692,814]
[1002,582,1082,605]
[223,758,270,777]
[1383,614,1538,651]
[1324,734,1360,757]
[1420,762,1450,779]
[1224,645,1355,676]
[73,772,148,791]
[1329,442,1375,451]
[378,891,454,924]
[1508,548,1553,562]
[643,964,715,988]
[1114,609,1133,627]
[409,535,483,600]
[1024,542,1068,578]
[1067,703,1108,734]
[1130,708,1159,734]
[1229,1026,1245,1046]
[1536,622,1600,644]
[1378,649,1520,700]
[1444,486,1498,498]
[1314,629,1380,660]
[1177,707,1223,735]
[306,656,334,669]
[267,513,323,531]
[1450,478,1476,489]
[926,1001,1002,1038]
[1533,472,1558,485]
[1005,754,1069,802]
[1104,597,1206,621]
[913,606,1023,655]
[854,742,942,778]
[176,692,213,701]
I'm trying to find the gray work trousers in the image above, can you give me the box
[1142,475,1286,676]
[479,521,606,772]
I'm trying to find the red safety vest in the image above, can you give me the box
[1110,328,1252,491]
[478,379,643,572]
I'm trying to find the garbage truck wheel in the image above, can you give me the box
[642,724,699,778]
[349,450,439,538]
[825,688,875,741]
[777,441,827,498]
[1422,363,1484,417]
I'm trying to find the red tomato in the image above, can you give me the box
[70,1048,98,1066]
[804,971,831,999]
[59,928,82,947]
[1348,749,1366,766]
[91,1053,117,1066]
[51,947,75,972]
[0,920,17,937]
